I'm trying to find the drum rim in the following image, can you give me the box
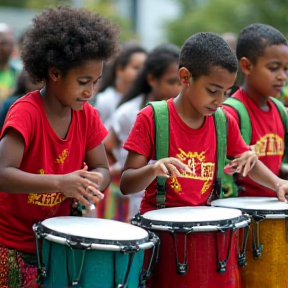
[139,214,248,231]
[36,221,150,246]
[211,197,288,216]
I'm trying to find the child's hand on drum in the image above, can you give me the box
[228,151,258,177]
[151,157,192,178]
[275,180,288,203]
[57,168,104,207]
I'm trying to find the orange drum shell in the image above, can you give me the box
[245,218,288,288]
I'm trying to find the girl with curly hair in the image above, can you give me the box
[0,5,119,288]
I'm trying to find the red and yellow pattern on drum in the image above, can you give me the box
[244,218,288,288]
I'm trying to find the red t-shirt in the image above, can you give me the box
[223,89,284,197]
[124,98,249,214]
[0,91,107,253]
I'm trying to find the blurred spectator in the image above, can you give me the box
[94,44,147,221]
[222,32,243,96]
[0,23,20,107]
[221,32,237,52]
[94,44,147,129]
[0,70,43,128]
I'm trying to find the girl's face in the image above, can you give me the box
[149,61,181,100]
[51,59,103,110]
[117,52,147,88]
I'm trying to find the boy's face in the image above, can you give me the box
[244,44,288,98]
[51,59,103,111]
[187,66,236,116]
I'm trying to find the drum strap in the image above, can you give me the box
[147,100,169,208]
[148,101,227,207]
[213,108,227,199]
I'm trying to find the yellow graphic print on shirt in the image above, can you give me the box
[168,149,215,194]
[55,149,68,164]
[250,134,283,157]
[27,149,68,206]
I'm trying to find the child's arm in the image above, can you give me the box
[120,150,190,195]
[230,150,288,202]
[84,142,111,192]
[0,128,100,206]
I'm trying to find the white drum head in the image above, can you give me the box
[142,206,242,223]
[211,197,288,213]
[41,216,148,241]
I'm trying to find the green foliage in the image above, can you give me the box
[166,0,288,47]
[0,0,135,42]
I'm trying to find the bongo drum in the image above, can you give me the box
[33,216,158,288]
[211,197,288,288]
[136,206,250,288]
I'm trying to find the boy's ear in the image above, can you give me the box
[179,67,191,86]
[48,67,62,81]
[239,57,253,75]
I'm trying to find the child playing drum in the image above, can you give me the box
[0,6,119,287]
[120,32,288,287]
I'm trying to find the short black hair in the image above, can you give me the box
[21,5,120,82]
[236,23,288,64]
[179,32,238,80]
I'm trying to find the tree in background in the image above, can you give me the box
[166,0,288,47]
[0,0,135,42]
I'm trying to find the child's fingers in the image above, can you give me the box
[166,164,182,177]
[86,186,104,200]
[169,158,192,174]
[159,163,170,177]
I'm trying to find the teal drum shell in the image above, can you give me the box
[36,217,153,288]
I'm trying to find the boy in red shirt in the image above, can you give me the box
[120,32,288,214]
[223,23,288,197]
[0,6,119,287]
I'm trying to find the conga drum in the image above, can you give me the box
[136,206,250,288]
[33,216,158,288]
[211,197,288,288]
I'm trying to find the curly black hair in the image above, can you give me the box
[21,5,120,82]
[179,32,238,80]
[236,23,288,64]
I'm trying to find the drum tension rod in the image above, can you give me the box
[33,223,47,285]
[238,224,250,267]
[139,232,160,287]
[171,229,192,276]
[252,216,264,259]
[216,223,236,273]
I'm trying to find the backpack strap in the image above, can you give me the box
[269,97,288,162]
[212,108,227,199]
[147,100,169,208]
[223,97,252,144]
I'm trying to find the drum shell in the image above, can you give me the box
[245,218,288,288]
[34,217,156,288]
[137,207,248,288]
[211,197,288,288]
[41,238,145,288]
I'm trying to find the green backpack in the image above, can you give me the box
[148,100,227,208]
[222,96,288,197]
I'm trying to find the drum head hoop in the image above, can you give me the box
[141,206,243,229]
[211,197,288,215]
[39,216,148,245]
